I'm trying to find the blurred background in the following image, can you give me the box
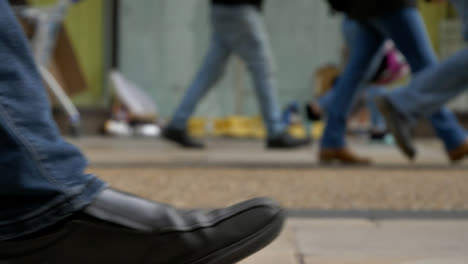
[13,0,468,136]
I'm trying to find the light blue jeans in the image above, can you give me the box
[387,0,468,121]
[321,8,467,151]
[0,3,106,240]
[168,5,284,138]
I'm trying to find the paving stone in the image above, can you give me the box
[240,250,298,264]
[303,257,468,264]
[400,259,468,264]
[238,221,298,264]
[294,219,468,258]
[303,257,414,264]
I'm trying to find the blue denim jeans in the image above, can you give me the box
[169,5,284,138]
[321,8,467,151]
[387,0,468,122]
[0,3,106,240]
[319,17,387,131]
[320,85,387,131]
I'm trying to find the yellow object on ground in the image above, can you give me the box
[213,116,264,138]
[188,115,323,140]
[188,117,207,137]
[288,124,307,139]
[287,121,324,140]
[311,121,325,140]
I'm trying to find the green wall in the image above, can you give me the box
[29,0,105,106]
[419,0,450,53]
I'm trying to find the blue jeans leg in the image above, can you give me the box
[168,32,231,131]
[228,7,284,138]
[320,17,388,143]
[386,0,468,118]
[321,22,385,149]
[388,48,468,121]
[0,4,106,240]
[170,6,284,138]
[373,8,468,151]
[318,90,334,112]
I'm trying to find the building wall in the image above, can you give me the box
[28,0,464,112]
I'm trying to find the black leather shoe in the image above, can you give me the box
[375,96,416,160]
[267,132,311,149]
[163,127,205,149]
[0,189,285,264]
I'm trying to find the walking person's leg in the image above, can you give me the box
[306,17,387,126]
[340,17,389,137]
[385,48,468,121]
[372,7,468,160]
[229,6,310,148]
[380,0,468,118]
[0,4,284,263]
[164,12,231,148]
[167,35,230,132]
[320,19,385,164]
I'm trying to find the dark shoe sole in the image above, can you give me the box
[319,159,371,166]
[162,131,205,149]
[319,155,372,166]
[267,139,312,149]
[375,97,416,160]
[192,209,285,264]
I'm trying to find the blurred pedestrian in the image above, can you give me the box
[320,0,468,164]
[163,0,311,149]
[377,0,468,162]
[306,18,409,147]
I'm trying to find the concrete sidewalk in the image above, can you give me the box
[69,137,468,263]
[241,218,468,264]
[71,136,468,211]
[70,137,468,168]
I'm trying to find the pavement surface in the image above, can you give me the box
[72,137,468,211]
[74,137,467,168]
[241,219,468,264]
[68,137,468,263]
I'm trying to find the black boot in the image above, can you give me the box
[163,127,205,149]
[375,96,416,160]
[0,188,285,264]
[267,132,311,149]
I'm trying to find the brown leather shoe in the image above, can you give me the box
[319,148,372,165]
[448,140,468,162]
